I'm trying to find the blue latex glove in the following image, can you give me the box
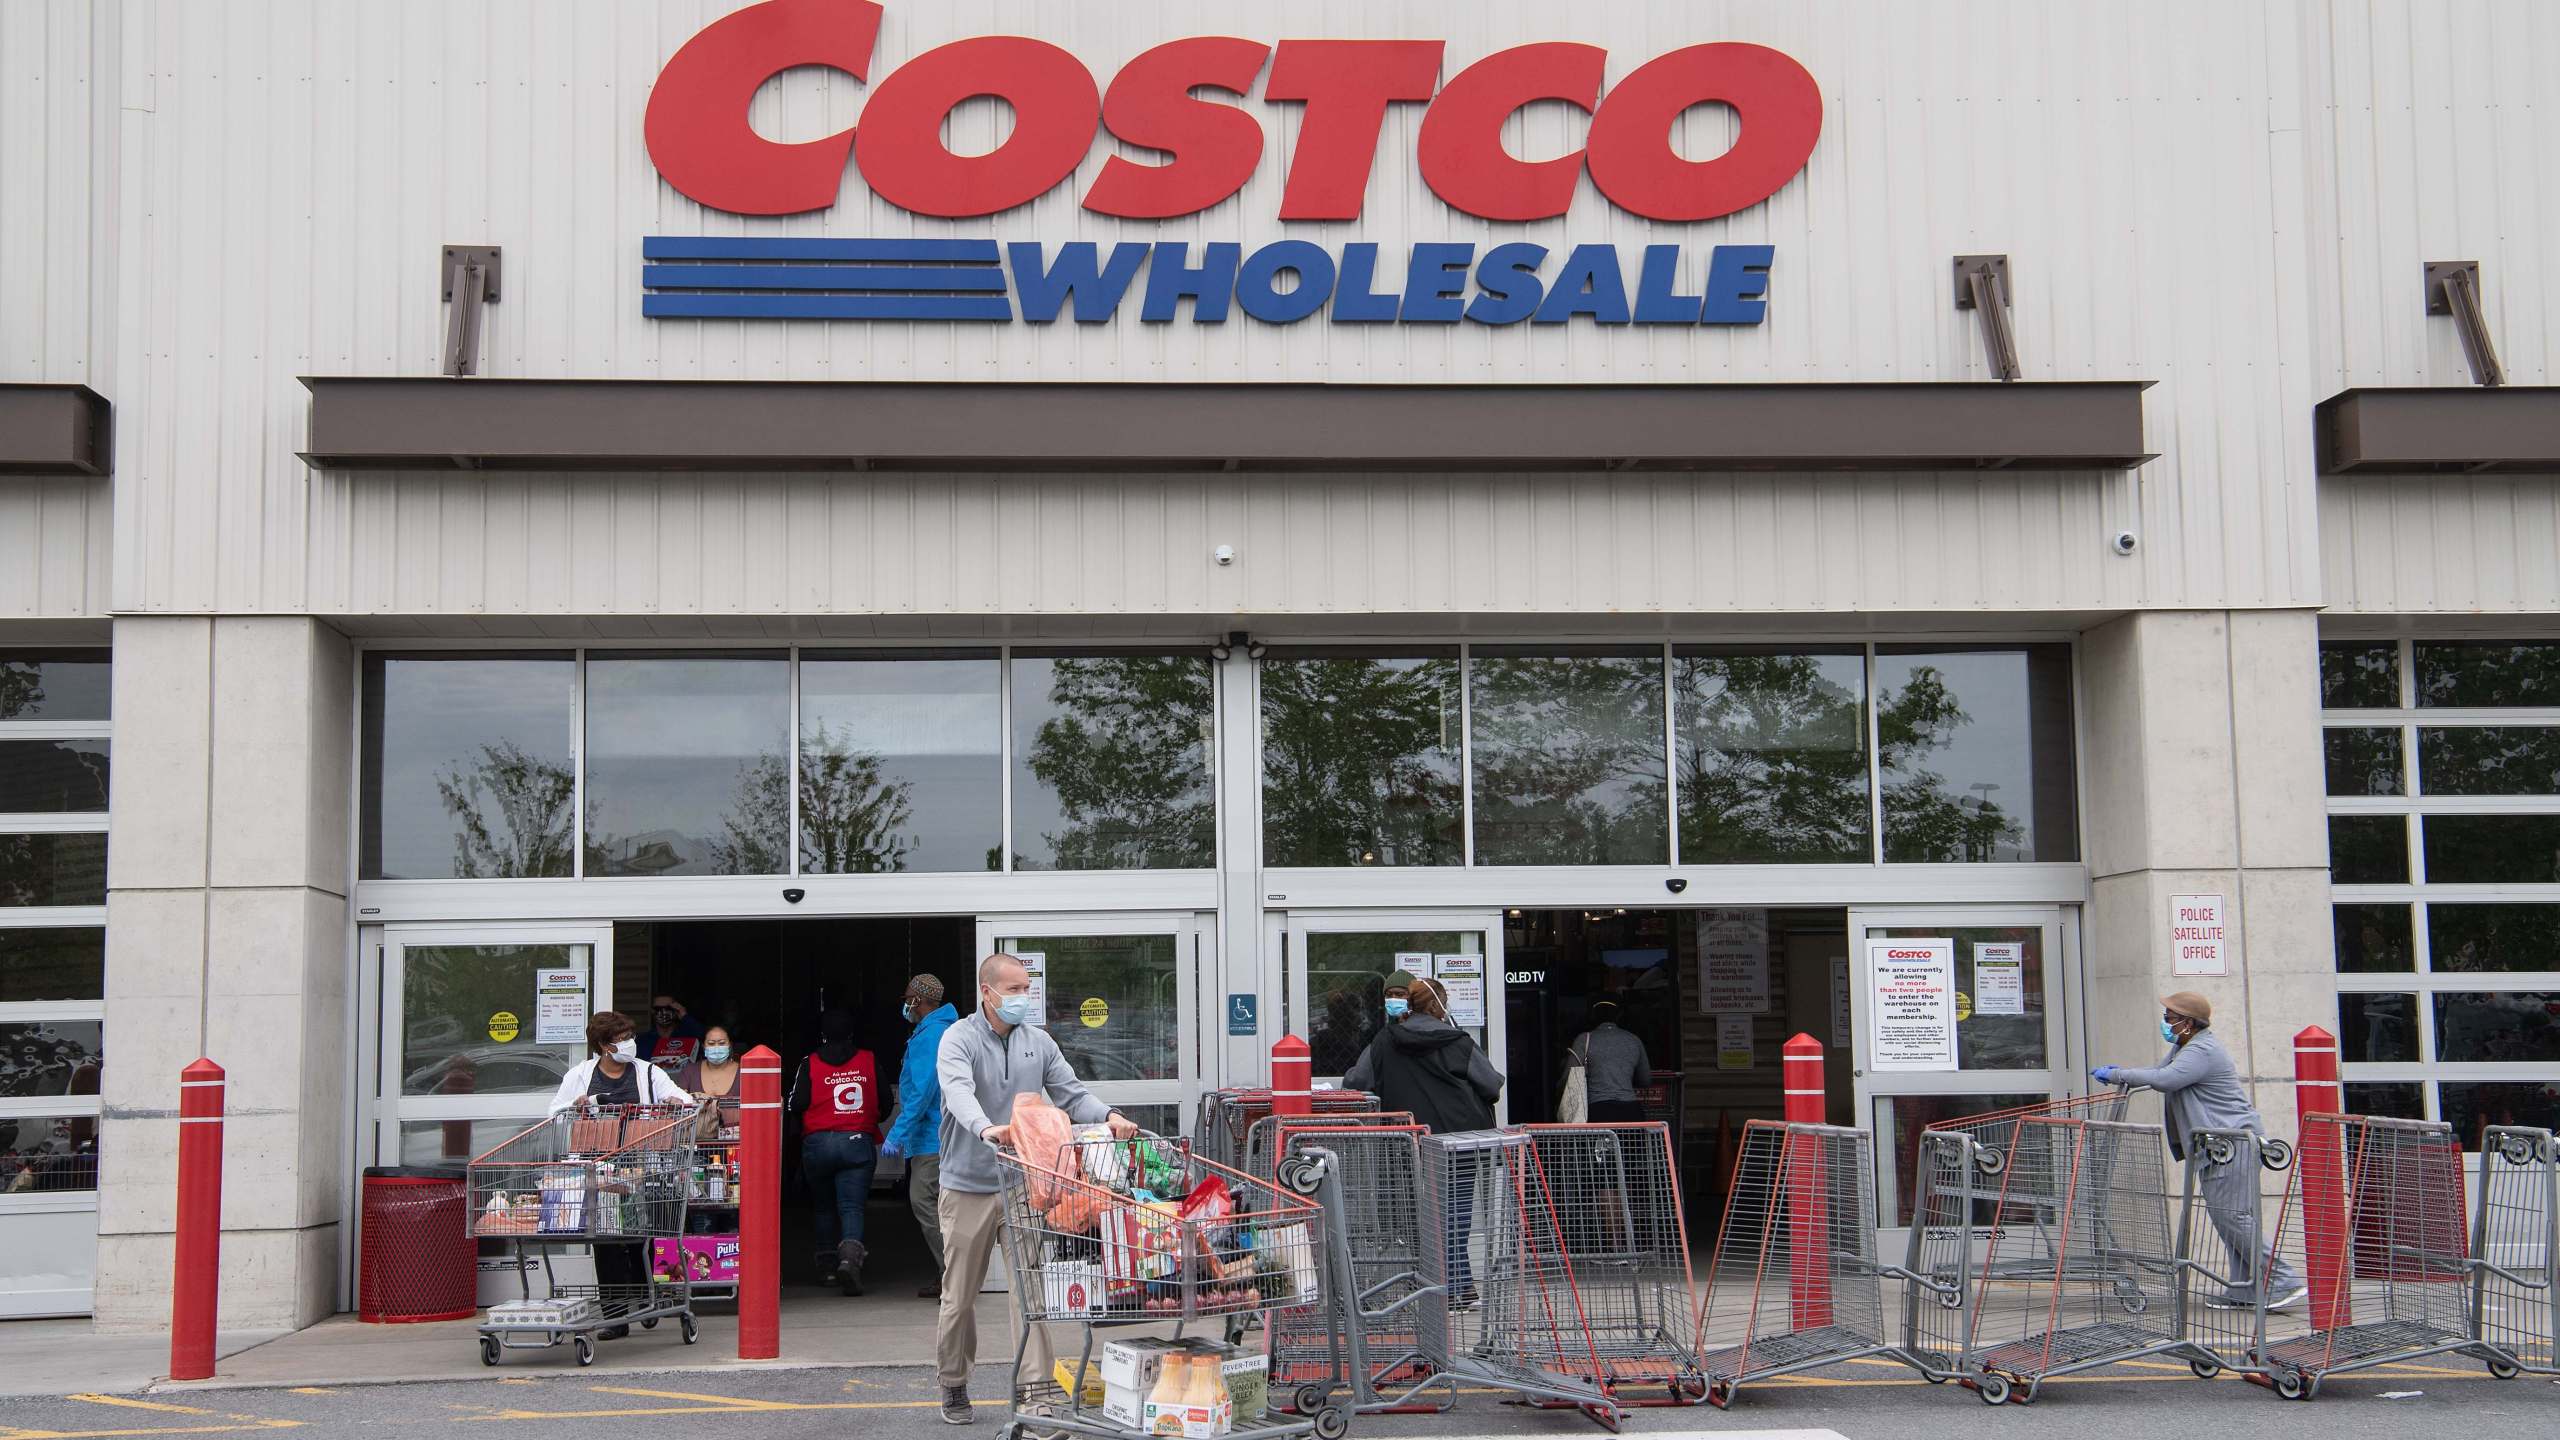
[2091,1065,2120,1084]
[881,1139,904,1160]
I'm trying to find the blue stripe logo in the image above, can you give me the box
[640,236,1011,321]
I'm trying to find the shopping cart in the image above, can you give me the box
[1956,1116,2192,1404]
[1196,1089,1379,1175]
[1696,1120,1905,1407]
[1514,1123,1707,1408]
[1419,1130,1621,1430]
[2252,1112,2487,1399]
[466,1103,702,1367]
[1242,1110,1413,1187]
[2469,1125,2558,1380]
[1269,1126,1458,1417]
[2176,1126,2307,1385]
[995,1132,1339,1440]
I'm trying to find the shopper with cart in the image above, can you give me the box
[884,974,959,1299]
[790,1008,885,1296]
[548,1010,691,1341]
[2092,991,2306,1311]
[1343,975,1501,1308]
[935,953,1138,1425]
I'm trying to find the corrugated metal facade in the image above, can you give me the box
[1,0,113,619]
[6,1,2554,620]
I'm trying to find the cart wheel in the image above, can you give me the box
[1674,1374,1707,1401]
[1976,1374,2012,1406]
[1278,1157,1323,1197]
[681,1316,699,1345]
[1705,1380,1734,1409]
[1935,1286,1964,1310]
[2118,1293,2150,1316]
[2261,1138,2294,1172]
[1974,1148,2008,1178]
[1293,1384,1331,1416]
[2487,1358,2520,1381]
[2201,1135,2235,1167]
[1313,1406,1350,1440]
[2272,1372,2305,1401]
[479,1337,501,1367]
[1922,1371,1948,1385]
[574,1336,596,1367]
[641,1317,657,1330]
[2189,1359,2221,1380]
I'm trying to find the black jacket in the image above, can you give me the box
[1356,1014,1502,1134]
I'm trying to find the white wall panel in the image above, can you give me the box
[62,0,2356,617]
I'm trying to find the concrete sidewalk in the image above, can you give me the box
[0,1292,987,1396]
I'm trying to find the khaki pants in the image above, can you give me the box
[937,1186,1051,1393]
[910,1153,946,1273]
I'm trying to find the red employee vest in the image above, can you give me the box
[803,1052,881,1140]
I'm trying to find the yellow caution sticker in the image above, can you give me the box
[489,1010,520,1043]
[1079,997,1109,1029]
[1954,992,1974,1022]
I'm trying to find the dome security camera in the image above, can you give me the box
[2112,531,2139,556]
[1665,877,1689,895]
[782,887,806,904]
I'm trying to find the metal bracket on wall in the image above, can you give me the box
[440,245,503,378]
[2424,260,2505,387]
[1953,254,2021,382]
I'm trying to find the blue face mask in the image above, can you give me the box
[993,992,1040,1027]
[1384,998,1410,1020]
[2161,1020,2180,1045]
[702,1043,731,1064]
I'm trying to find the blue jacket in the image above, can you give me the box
[886,1003,958,1156]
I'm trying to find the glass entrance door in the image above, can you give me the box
[1283,911,1505,1118]
[372,924,614,1168]
[1848,906,2073,1241]
[975,914,1208,1138]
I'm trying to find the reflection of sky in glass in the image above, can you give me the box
[0,653,110,720]
[800,657,1001,872]
[1876,651,2043,862]
[1009,656,1216,870]
[368,657,574,879]
[586,656,788,875]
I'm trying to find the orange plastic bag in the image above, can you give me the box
[1012,1092,1078,1208]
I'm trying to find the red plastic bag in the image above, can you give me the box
[1012,1092,1078,1208]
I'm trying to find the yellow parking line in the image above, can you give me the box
[62,1401,209,1417]
[585,1386,800,1411]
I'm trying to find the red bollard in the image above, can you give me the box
[1782,1034,1831,1329]
[738,1045,781,1361]
[171,1058,226,1382]
[1271,1035,1311,1117]
[2293,1025,2348,1331]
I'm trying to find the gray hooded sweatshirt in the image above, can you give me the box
[935,1010,1111,1194]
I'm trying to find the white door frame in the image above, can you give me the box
[975,911,1211,1134]
[1280,908,1508,1120]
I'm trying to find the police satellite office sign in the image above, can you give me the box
[640,0,1818,326]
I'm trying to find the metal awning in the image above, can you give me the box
[0,384,113,476]
[299,378,2154,473]
[2317,386,2560,474]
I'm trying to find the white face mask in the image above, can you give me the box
[608,1039,638,1064]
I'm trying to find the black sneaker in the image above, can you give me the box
[595,1324,631,1341]
[815,1250,843,1285]
[838,1239,868,1296]
[940,1386,974,1425]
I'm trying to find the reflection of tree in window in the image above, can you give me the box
[1877,665,2024,862]
[2417,641,2560,708]
[434,741,574,878]
[1261,657,1461,867]
[0,664,38,718]
[1021,657,1215,870]
[796,721,918,873]
[1471,654,1667,865]
[1676,654,1868,863]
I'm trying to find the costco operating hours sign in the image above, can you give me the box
[1868,939,1958,1072]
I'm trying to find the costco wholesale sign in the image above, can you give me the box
[640,0,1819,325]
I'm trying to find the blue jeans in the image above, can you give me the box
[804,1131,877,1251]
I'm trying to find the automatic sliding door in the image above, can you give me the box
[375,925,614,1167]
[976,915,1205,1138]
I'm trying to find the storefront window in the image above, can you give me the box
[2433,992,2560,1064]
[1303,930,1478,1077]
[585,653,790,877]
[2320,642,2399,709]
[1874,646,2077,863]
[2344,1082,2426,1122]
[798,652,1002,874]
[1867,926,2046,1069]
[1673,649,1869,864]
[0,739,109,813]
[0,928,104,1003]
[1010,654,1216,871]
[398,944,589,1098]
[2328,815,2408,883]
[361,653,576,880]
[2331,904,2413,973]
[2439,1081,2560,1142]
[2323,728,2402,796]
[2428,903,2560,973]
[2421,815,2560,884]
[2416,641,2560,708]
[0,833,107,908]
[0,1020,102,1098]
[0,650,110,720]
[1002,934,1179,1083]
[1259,651,1462,868]
[2339,992,2419,1063]
[2418,727,2560,795]
[1469,649,1667,866]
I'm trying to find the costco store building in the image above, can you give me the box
[3,0,2558,1327]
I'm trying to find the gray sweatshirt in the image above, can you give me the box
[935,1011,1111,1194]
[2109,1028,2262,1162]
[1574,1022,1654,1104]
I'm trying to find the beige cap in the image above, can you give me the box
[2162,991,2213,1023]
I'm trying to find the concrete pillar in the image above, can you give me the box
[94,617,353,1332]
[2080,610,2335,1142]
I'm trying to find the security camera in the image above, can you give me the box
[1214,544,1236,566]
[2112,531,2139,556]
[1665,877,1689,895]
[782,888,806,905]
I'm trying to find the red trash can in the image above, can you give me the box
[358,1165,477,1323]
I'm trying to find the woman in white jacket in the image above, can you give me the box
[546,1011,688,1340]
